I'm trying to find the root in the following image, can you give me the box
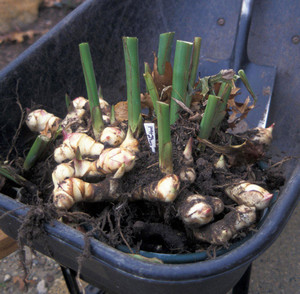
[206,245,219,259]
[76,230,92,293]
[17,200,59,250]
[117,214,133,254]
[268,156,294,169]
[6,79,25,161]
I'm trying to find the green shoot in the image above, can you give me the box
[79,42,104,139]
[23,135,51,171]
[157,32,175,75]
[144,62,151,92]
[186,37,202,107]
[0,165,26,185]
[144,62,151,75]
[53,126,62,140]
[110,105,116,124]
[98,85,103,98]
[238,69,257,104]
[75,147,82,161]
[199,95,219,141]
[170,40,193,124]
[65,93,71,111]
[157,101,173,174]
[143,71,159,115]
[122,37,142,134]
[0,165,37,193]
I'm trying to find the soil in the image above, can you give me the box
[75,118,283,254]
[6,108,285,257]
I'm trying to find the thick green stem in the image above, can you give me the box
[199,95,219,140]
[79,43,104,138]
[144,62,151,75]
[186,37,202,107]
[212,83,232,129]
[157,101,173,174]
[238,69,257,104]
[170,40,193,124]
[143,72,159,115]
[123,37,142,134]
[23,135,51,171]
[157,32,175,75]
[218,83,232,111]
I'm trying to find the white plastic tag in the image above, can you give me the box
[144,123,156,153]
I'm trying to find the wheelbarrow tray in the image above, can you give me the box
[0,1,299,293]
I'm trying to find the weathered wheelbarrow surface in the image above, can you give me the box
[0,0,299,293]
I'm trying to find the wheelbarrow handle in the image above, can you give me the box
[232,0,255,71]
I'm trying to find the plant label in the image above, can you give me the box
[144,123,156,153]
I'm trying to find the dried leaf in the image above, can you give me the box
[140,93,153,111]
[191,91,204,103]
[227,81,241,101]
[0,29,48,44]
[152,54,173,95]
[188,112,202,121]
[160,85,172,103]
[228,120,249,134]
[197,137,264,166]
[225,80,255,128]
[43,0,83,8]
[13,276,26,291]
[140,92,155,117]
[171,97,194,115]
[43,0,59,7]
[227,96,255,128]
[114,101,128,122]
[40,129,51,139]
[230,85,240,96]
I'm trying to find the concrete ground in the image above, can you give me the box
[248,202,300,294]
